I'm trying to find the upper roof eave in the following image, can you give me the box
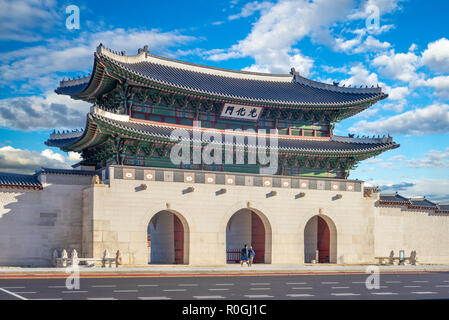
[55,44,388,108]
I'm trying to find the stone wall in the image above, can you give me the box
[0,173,92,266]
[1,165,449,267]
[375,202,449,264]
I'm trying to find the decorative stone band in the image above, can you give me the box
[111,165,361,192]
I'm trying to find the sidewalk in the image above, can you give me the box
[1,264,449,277]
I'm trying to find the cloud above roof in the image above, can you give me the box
[350,104,449,136]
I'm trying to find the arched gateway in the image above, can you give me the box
[226,209,271,264]
[304,215,337,263]
[147,210,189,264]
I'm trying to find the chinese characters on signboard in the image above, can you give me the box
[220,103,263,122]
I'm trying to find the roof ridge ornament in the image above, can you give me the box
[137,45,149,55]
[290,67,299,76]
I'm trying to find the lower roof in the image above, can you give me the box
[45,108,399,156]
[0,169,97,190]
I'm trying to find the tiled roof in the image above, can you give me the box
[46,110,399,154]
[44,137,81,148]
[0,172,42,189]
[36,168,97,176]
[379,193,449,213]
[379,193,410,203]
[55,45,387,107]
[55,82,88,95]
[108,59,383,106]
[409,197,437,208]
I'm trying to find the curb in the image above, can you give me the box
[1,267,449,279]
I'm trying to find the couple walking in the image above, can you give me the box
[240,244,255,267]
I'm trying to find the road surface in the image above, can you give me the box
[1,272,449,300]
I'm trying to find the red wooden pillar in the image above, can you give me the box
[251,212,265,263]
[173,215,184,264]
[317,216,330,263]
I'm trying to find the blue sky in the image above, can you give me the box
[1,0,449,201]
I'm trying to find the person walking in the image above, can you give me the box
[248,246,255,266]
[240,244,249,266]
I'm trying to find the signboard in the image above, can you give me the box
[220,103,263,122]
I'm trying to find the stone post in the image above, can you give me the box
[61,249,68,267]
[71,249,79,266]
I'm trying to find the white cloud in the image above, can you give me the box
[228,1,273,20]
[405,148,449,168]
[380,86,409,112]
[334,31,391,54]
[0,28,197,92]
[372,48,421,82]
[387,86,409,101]
[340,64,380,87]
[205,0,357,74]
[419,76,449,100]
[0,146,81,174]
[355,35,390,53]
[0,0,59,42]
[241,48,314,75]
[348,0,405,20]
[0,91,90,131]
[350,103,449,135]
[422,38,449,73]
[334,34,363,52]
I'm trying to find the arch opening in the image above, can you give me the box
[147,210,189,264]
[304,215,337,264]
[225,208,271,264]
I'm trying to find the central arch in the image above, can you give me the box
[147,210,189,264]
[304,215,337,263]
[225,208,272,264]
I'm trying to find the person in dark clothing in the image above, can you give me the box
[240,244,249,266]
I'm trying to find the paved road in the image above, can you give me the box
[1,272,449,300]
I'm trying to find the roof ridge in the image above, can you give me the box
[96,44,293,82]
[95,44,385,94]
[292,74,383,94]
